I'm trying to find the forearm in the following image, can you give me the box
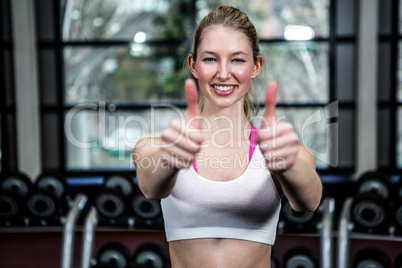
[133,138,180,199]
[275,148,322,212]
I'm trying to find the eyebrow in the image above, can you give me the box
[200,50,248,56]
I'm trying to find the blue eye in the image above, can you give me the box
[233,58,245,63]
[202,57,216,62]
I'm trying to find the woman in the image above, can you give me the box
[133,6,322,267]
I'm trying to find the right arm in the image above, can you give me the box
[133,136,179,199]
[133,79,202,199]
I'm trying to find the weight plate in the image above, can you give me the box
[282,199,315,225]
[0,190,22,220]
[94,189,126,219]
[36,173,66,200]
[135,250,164,268]
[352,201,385,228]
[0,172,33,198]
[352,248,390,268]
[284,248,318,268]
[358,172,391,200]
[359,180,390,200]
[355,260,384,268]
[97,242,131,268]
[351,193,388,228]
[104,173,134,197]
[26,189,58,219]
[286,255,316,268]
[131,194,161,220]
[133,243,167,268]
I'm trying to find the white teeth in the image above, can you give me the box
[214,85,235,91]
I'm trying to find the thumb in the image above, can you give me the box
[261,81,277,129]
[185,78,200,126]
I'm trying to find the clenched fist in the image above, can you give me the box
[160,79,204,169]
[255,81,300,172]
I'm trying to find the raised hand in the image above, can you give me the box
[256,81,300,172]
[160,79,203,169]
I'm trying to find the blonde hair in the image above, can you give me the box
[190,6,261,123]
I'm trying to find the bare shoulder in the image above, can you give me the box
[297,144,316,169]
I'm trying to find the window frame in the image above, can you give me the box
[378,0,399,173]
[0,0,16,172]
[37,0,356,176]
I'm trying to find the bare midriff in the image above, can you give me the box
[168,238,272,268]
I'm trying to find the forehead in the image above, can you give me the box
[198,25,252,53]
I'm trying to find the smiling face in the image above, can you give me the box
[188,25,263,112]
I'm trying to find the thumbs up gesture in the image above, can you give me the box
[160,79,203,169]
[256,82,300,172]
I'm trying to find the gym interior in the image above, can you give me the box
[0,0,401,267]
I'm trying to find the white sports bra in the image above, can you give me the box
[161,133,282,245]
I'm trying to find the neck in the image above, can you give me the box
[200,101,251,142]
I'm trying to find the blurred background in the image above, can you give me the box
[2,0,353,173]
[1,0,397,175]
[1,1,402,268]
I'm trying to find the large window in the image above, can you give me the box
[36,0,356,173]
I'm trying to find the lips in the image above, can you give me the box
[211,85,236,96]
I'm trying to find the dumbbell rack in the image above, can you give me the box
[273,197,335,268]
[337,197,402,268]
[0,220,169,268]
[61,194,88,268]
[0,171,169,268]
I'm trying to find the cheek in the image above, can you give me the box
[196,67,214,82]
[232,67,254,81]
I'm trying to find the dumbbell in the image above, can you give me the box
[352,248,391,268]
[132,243,168,268]
[26,172,68,224]
[0,171,33,198]
[94,173,135,224]
[351,171,392,234]
[284,248,318,268]
[279,197,318,233]
[94,188,128,220]
[35,172,68,202]
[96,242,131,268]
[104,173,135,198]
[130,187,163,229]
[394,181,402,235]
[0,190,24,222]
[0,171,33,224]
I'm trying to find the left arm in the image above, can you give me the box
[257,81,322,212]
[272,144,322,212]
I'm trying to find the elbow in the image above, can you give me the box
[137,181,157,200]
[291,204,318,213]
[307,200,321,212]
[290,195,322,213]
[142,190,169,200]
[305,193,323,212]
[137,180,169,200]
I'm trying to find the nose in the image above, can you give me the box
[216,61,231,80]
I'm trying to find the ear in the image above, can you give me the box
[187,54,199,79]
[251,55,264,79]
